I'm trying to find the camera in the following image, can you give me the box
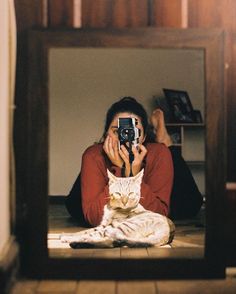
[118,117,140,149]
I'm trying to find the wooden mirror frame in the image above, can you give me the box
[24,28,225,279]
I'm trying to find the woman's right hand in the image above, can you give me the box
[103,135,124,168]
[119,143,147,177]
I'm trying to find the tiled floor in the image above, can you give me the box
[48,202,205,258]
[10,269,236,294]
[9,204,236,293]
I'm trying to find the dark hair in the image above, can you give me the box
[101,96,150,142]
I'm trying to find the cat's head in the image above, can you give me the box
[107,169,144,210]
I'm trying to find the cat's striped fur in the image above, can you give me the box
[60,169,175,248]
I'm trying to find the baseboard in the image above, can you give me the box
[0,237,19,294]
[49,195,66,204]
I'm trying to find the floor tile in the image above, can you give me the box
[37,280,77,293]
[117,281,156,294]
[156,279,236,294]
[76,281,116,294]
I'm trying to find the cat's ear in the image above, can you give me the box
[107,169,117,184]
[133,169,144,185]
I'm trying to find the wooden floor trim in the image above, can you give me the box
[0,236,19,294]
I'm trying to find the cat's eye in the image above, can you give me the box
[128,192,135,197]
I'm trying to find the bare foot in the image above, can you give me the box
[150,109,173,147]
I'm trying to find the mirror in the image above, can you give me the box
[26,28,225,279]
[48,47,206,253]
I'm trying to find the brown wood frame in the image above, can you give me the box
[25,28,225,279]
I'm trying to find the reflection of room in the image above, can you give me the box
[49,48,205,196]
[48,48,205,253]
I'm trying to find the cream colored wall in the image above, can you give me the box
[49,48,205,195]
[0,0,10,254]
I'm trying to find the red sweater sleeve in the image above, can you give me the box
[140,143,174,216]
[81,145,122,226]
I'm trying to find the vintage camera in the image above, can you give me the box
[118,117,140,150]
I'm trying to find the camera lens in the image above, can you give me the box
[120,128,134,142]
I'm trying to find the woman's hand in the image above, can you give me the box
[103,135,123,168]
[119,144,147,177]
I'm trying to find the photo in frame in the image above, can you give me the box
[163,88,196,123]
[153,95,173,123]
[193,109,203,123]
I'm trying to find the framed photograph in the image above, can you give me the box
[163,88,196,123]
[193,109,203,123]
[153,95,173,123]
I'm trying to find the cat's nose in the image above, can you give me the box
[122,196,128,206]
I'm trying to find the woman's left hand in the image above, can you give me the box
[119,144,147,177]
[103,135,124,168]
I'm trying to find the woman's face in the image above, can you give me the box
[107,112,146,144]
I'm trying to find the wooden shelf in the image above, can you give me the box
[166,123,205,127]
[167,123,205,195]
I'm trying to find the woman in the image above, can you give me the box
[65,97,203,226]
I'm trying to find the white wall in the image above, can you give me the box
[0,0,15,254]
[49,48,205,195]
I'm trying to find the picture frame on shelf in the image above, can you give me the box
[153,95,173,123]
[193,110,203,123]
[163,88,196,123]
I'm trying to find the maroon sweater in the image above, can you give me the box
[81,143,174,226]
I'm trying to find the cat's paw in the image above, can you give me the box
[60,233,84,243]
[60,233,93,243]
[60,234,74,243]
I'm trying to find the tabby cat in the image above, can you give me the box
[60,169,175,248]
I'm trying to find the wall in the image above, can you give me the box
[0,0,11,254]
[0,1,18,291]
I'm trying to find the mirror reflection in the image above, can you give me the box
[47,48,205,257]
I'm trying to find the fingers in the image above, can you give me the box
[103,135,113,155]
[104,136,148,175]
[103,135,109,154]
[132,144,147,161]
[107,136,115,158]
[103,135,123,168]
[139,144,148,158]
[119,144,147,162]
[113,137,119,156]
[132,145,139,157]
